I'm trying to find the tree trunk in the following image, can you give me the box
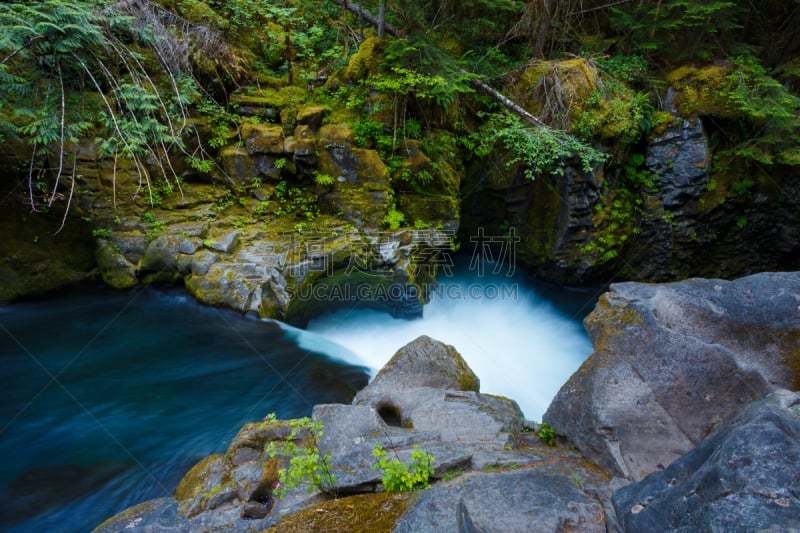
[378,2,386,39]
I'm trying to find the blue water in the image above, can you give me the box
[0,285,369,532]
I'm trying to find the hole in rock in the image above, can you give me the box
[377,403,404,427]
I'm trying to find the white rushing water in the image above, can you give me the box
[292,262,596,421]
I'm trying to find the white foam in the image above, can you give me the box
[302,266,593,421]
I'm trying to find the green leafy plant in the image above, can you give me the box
[372,443,434,493]
[383,206,405,230]
[538,422,556,446]
[479,112,607,179]
[266,415,336,498]
[92,228,111,239]
[314,172,334,186]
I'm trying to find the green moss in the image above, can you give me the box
[665,65,736,117]
[267,491,417,533]
[174,454,224,502]
[231,86,307,110]
[344,37,384,82]
[513,58,600,123]
[649,111,678,138]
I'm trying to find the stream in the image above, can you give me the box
[0,262,597,531]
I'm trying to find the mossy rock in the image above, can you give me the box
[296,105,329,131]
[512,57,601,125]
[343,37,384,82]
[666,64,736,118]
[241,123,286,155]
[230,86,307,120]
[219,145,259,187]
[174,454,225,504]
[284,269,400,326]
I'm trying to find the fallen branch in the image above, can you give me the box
[469,78,548,128]
[330,0,400,38]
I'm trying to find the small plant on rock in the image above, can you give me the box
[265,415,335,498]
[372,443,434,492]
[538,421,556,446]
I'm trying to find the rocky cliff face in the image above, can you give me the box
[613,389,800,532]
[461,83,800,285]
[23,95,457,324]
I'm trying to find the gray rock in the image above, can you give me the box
[613,390,800,533]
[207,231,239,254]
[92,497,190,532]
[190,250,219,275]
[357,387,520,445]
[393,469,606,533]
[178,239,201,255]
[544,272,800,481]
[354,336,480,403]
[646,114,709,209]
[140,235,182,273]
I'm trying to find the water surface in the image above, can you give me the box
[0,285,368,532]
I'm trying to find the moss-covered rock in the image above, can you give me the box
[219,145,259,187]
[241,123,286,155]
[95,240,138,289]
[666,64,736,117]
[343,37,384,82]
[296,105,329,131]
[0,199,95,301]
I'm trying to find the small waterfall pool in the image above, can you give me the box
[0,262,598,531]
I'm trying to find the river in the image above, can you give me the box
[0,261,597,531]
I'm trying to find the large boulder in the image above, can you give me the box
[613,389,800,532]
[394,469,607,533]
[354,335,480,403]
[544,272,800,481]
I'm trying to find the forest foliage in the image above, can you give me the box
[1,0,799,222]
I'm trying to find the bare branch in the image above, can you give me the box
[48,61,66,208]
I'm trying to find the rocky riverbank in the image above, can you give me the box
[95,271,799,532]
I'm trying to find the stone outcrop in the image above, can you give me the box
[461,85,800,284]
[544,271,800,481]
[613,389,800,532]
[94,336,613,532]
[81,123,457,324]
